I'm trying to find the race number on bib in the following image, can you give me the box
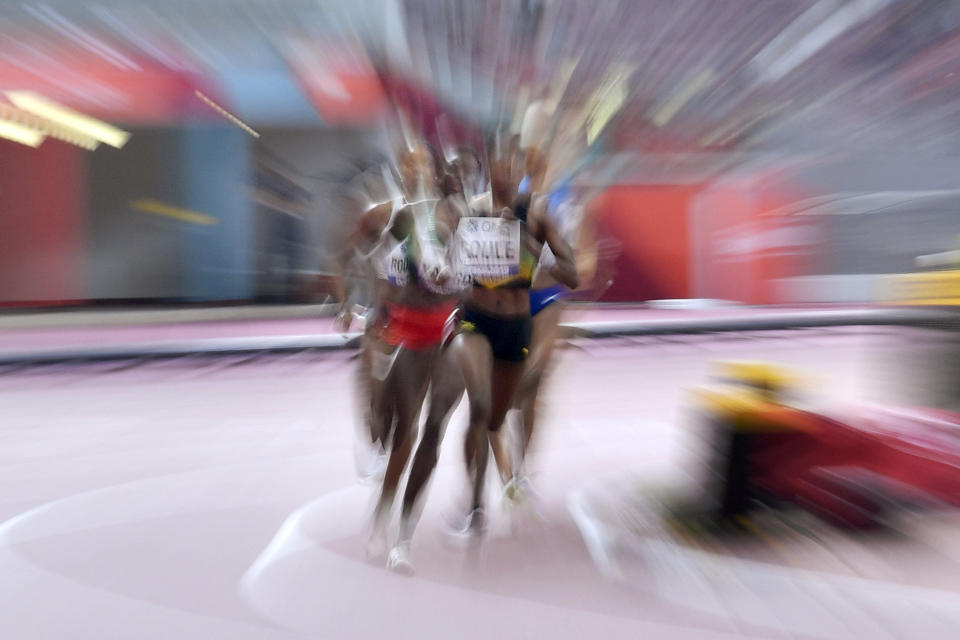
[385,240,409,287]
[456,217,521,278]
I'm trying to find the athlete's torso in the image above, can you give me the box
[372,197,464,308]
[455,199,541,315]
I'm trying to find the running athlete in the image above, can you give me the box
[507,182,599,501]
[388,150,482,572]
[497,108,598,499]
[333,164,401,476]
[363,142,467,560]
[449,132,579,537]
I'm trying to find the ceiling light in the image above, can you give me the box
[0,102,100,150]
[0,118,45,147]
[6,91,130,148]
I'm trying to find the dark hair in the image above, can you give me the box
[438,171,457,198]
[512,192,530,223]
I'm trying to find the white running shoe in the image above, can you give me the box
[503,476,525,503]
[387,543,414,576]
[442,508,486,549]
[503,476,544,522]
[354,439,387,482]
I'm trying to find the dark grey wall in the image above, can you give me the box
[254,127,386,276]
[85,128,187,300]
[83,125,384,301]
[820,205,960,275]
[794,150,960,276]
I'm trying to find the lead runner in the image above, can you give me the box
[448,132,580,538]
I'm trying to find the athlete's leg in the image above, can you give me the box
[452,332,494,521]
[390,349,465,571]
[367,337,396,453]
[369,347,432,555]
[515,302,565,468]
[356,340,374,441]
[487,359,526,483]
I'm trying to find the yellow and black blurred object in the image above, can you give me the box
[691,362,817,522]
[693,361,815,434]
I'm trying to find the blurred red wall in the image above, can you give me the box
[0,139,86,305]
[593,184,699,301]
[691,173,815,304]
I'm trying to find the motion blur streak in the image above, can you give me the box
[4,2,960,640]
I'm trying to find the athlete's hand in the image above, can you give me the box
[423,258,450,284]
[419,258,452,291]
[335,307,353,333]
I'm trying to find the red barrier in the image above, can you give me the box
[691,171,816,304]
[593,184,699,301]
[0,138,86,305]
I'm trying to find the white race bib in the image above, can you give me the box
[456,217,521,278]
[385,240,409,287]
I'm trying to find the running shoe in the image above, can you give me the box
[354,438,387,482]
[442,507,486,548]
[502,475,544,521]
[387,542,414,576]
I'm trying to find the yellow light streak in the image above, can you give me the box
[130,199,219,226]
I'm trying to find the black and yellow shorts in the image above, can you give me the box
[461,306,532,362]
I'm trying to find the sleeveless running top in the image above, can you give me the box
[407,196,467,296]
[368,196,469,295]
[379,236,413,287]
[366,197,413,287]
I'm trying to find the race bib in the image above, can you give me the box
[456,217,521,278]
[385,240,409,287]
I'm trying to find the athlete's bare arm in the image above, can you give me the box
[574,202,599,288]
[333,201,391,329]
[529,195,580,290]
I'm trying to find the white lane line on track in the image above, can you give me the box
[240,484,750,640]
[0,459,348,640]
